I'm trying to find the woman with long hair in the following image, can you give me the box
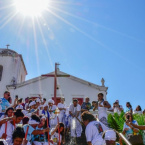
[0,109,24,144]
[122,112,139,139]
[133,105,142,114]
[126,102,133,113]
[50,122,65,145]
[0,107,14,125]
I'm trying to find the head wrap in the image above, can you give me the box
[36,98,41,103]
[28,118,40,125]
[16,105,23,110]
[48,99,54,104]
[104,130,116,141]
[41,116,46,120]
[29,101,36,107]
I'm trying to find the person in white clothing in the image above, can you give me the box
[81,111,109,145]
[48,99,57,128]
[57,97,66,124]
[133,105,142,114]
[0,107,14,125]
[113,100,123,114]
[0,109,24,144]
[96,93,111,126]
[69,99,82,143]
[35,98,41,110]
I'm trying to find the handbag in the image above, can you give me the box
[129,134,143,145]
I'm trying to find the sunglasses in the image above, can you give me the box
[7,94,10,96]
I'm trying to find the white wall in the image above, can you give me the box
[9,76,107,105]
[0,55,27,97]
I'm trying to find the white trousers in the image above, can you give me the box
[33,141,53,145]
[50,116,57,127]
[70,117,82,137]
[58,113,65,124]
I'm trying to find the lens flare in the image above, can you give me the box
[14,0,49,17]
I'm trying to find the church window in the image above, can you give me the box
[0,65,3,81]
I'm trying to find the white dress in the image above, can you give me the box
[57,103,66,123]
[48,105,57,127]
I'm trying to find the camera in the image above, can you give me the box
[126,115,130,120]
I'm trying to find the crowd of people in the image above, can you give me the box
[0,91,144,145]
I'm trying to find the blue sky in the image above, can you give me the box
[0,0,145,110]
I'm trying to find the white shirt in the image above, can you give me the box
[114,105,123,114]
[133,110,142,114]
[69,104,81,117]
[65,107,69,116]
[98,102,107,120]
[48,105,56,112]
[85,121,108,145]
[48,105,57,119]
[0,121,15,144]
[25,103,29,110]
[51,128,62,145]
[57,103,66,115]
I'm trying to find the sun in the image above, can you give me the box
[14,0,49,17]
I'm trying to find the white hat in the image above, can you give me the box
[48,99,54,104]
[39,105,43,108]
[41,115,46,120]
[0,139,8,145]
[43,103,48,108]
[16,105,23,110]
[36,98,41,103]
[29,101,36,107]
[104,130,116,141]
[28,118,40,125]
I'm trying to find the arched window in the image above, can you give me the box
[0,65,3,81]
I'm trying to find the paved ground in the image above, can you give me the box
[64,132,88,145]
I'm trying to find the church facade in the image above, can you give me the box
[0,48,108,105]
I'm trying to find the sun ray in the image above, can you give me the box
[46,9,145,72]
[0,3,15,10]
[32,18,42,94]
[35,16,54,69]
[48,5,145,44]
[0,12,18,29]
[0,12,14,24]
[32,17,40,75]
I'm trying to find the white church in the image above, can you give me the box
[0,48,108,105]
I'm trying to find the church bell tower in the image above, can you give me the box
[0,46,27,97]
